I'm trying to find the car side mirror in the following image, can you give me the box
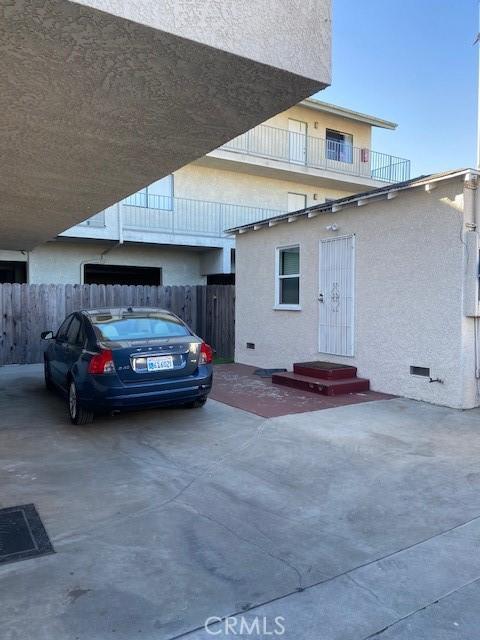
[41,331,54,340]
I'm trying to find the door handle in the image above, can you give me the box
[318,293,324,302]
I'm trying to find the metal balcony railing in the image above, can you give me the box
[219,123,410,183]
[121,193,285,237]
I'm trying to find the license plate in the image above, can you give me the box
[146,355,174,372]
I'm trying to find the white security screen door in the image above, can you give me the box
[318,235,355,356]
[287,192,307,212]
[288,119,307,164]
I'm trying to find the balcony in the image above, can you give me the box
[70,194,285,244]
[122,193,284,237]
[216,123,410,184]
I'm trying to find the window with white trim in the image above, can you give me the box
[276,246,300,307]
[326,129,353,163]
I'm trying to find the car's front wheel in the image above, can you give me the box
[68,381,94,425]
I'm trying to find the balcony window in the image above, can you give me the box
[125,175,174,209]
[147,174,174,210]
[326,129,353,163]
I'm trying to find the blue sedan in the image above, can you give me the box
[42,307,213,424]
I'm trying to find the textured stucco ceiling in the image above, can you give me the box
[72,0,332,83]
[0,0,331,250]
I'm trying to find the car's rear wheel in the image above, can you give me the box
[185,397,208,409]
[44,359,54,391]
[68,381,94,425]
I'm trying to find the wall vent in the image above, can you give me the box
[410,366,430,377]
[246,342,255,350]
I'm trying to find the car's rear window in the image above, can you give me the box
[91,314,190,341]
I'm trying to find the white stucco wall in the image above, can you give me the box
[26,242,207,286]
[74,0,331,85]
[265,104,372,150]
[235,178,474,409]
[174,165,352,212]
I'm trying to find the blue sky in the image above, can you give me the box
[316,0,478,176]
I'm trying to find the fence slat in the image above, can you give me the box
[0,284,234,364]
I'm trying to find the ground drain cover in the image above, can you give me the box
[0,504,54,566]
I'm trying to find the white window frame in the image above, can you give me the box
[326,128,354,164]
[274,244,301,311]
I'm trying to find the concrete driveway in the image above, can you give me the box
[1,364,480,640]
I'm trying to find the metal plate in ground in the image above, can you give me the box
[0,504,54,566]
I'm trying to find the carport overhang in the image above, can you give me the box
[0,0,331,251]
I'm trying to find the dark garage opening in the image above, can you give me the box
[0,261,27,284]
[84,264,162,286]
[207,273,235,285]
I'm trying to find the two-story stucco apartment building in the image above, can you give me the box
[0,98,409,286]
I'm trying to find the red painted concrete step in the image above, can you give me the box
[272,371,370,396]
[293,361,357,380]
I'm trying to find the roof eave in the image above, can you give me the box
[228,168,475,235]
[300,98,397,130]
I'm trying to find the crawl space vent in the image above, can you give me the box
[410,366,430,377]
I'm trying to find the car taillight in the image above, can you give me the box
[199,342,213,365]
[88,349,116,374]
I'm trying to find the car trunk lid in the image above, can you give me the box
[104,336,202,383]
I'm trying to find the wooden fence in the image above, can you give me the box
[0,284,235,365]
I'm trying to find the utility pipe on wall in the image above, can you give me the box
[79,205,124,284]
[463,173,480,381]
[117,202,123,245]
[464,171,477,230]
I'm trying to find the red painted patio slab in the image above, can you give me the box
[210,363,395,418]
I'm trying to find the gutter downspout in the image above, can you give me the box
[117,201,124,245]
[474,177,480,382]
[79,204,124,284]
[464,171,477,230]
[463,174,480,402]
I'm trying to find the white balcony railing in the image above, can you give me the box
[218,123,411,183]
[121,193,285,236]
[73,194,286,239]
